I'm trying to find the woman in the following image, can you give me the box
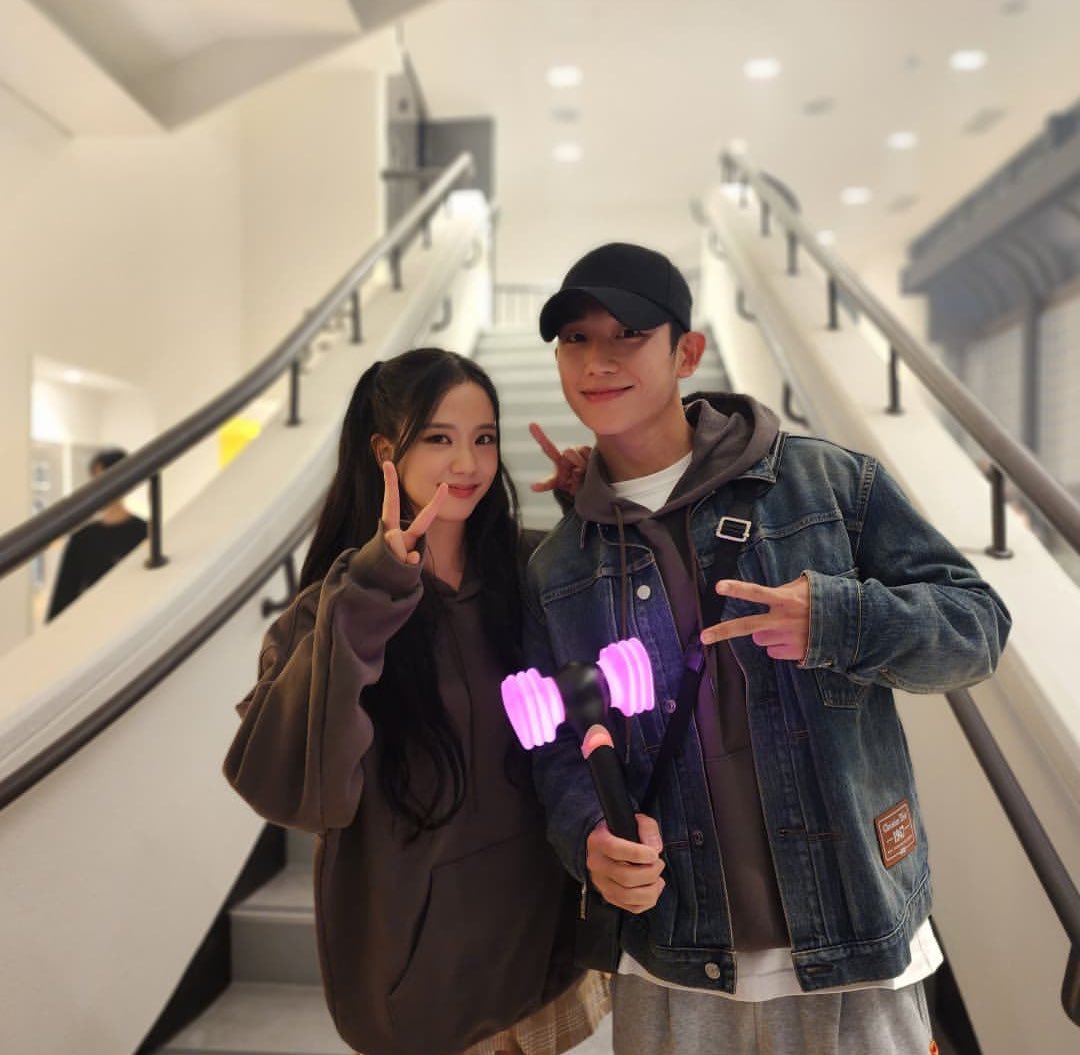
[224,348,607,1055]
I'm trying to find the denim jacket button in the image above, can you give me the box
[663,698,677,714]
[704,962,722,980]
[690,830,704,846]
[636,584,652,600]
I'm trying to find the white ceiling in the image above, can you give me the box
[28,0,362,81]
[13,0,1077,269]
[396,0,1080,268]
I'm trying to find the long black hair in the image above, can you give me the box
[300,348,522,835]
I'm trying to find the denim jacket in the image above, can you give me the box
[525,431,1011,993]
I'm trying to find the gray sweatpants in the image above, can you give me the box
[611,974,935,1055]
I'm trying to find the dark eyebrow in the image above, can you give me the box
[423,421,497,430]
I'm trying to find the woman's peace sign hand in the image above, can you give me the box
[381,460,448,565]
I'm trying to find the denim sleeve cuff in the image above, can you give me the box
[801,568,862,671]
[572,810,607,882]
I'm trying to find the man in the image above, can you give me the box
[524,242,1010,1054]
[47,448,147,620]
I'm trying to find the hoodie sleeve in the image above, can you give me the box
[801,458,1012,693]
[223,532,422,832]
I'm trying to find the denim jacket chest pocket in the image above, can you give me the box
[537,538,686,749]
[701,501,870,710]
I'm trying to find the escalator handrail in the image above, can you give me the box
[0,504,320,810]
[717,152,1079,1025]
[719,152,1080,556]
[0,152,475,579]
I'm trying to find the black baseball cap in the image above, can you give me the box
[539,242,692,342]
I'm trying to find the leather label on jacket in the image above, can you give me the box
[875,799,917,868]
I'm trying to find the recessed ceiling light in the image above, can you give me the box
[552,142,583,163]
[816,230,837,246]
[62,369,83,384]
[887,194,919,214]
[840,186,873,205]
[804,96,835,116]
[547,65,583,88]
[963,106,1006,135]
[550,106,580,123]
[887,131,918,150]
[743,58,781,80]
[949,49,988,71]
[727,138,749,156]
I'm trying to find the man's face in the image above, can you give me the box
[554,306,694,441]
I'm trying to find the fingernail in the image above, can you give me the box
[714,581,729,594]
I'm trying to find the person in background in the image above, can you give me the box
[524,242,1012,1055]
[46,447,147,621]
[224,348,607,1055]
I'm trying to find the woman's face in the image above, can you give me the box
[392,381,500,524]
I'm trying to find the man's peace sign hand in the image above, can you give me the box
[700,575,811,663]
[528,422,592,496]
[381,461,447,565]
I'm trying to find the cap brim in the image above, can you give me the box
[538,286,673,342]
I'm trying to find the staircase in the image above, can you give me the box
[473,325,733,530]
[159,831,350,1055]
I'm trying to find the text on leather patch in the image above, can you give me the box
[875,799,916,868]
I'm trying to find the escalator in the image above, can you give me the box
[0,154,1076,1055]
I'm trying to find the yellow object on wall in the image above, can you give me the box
[219,417,262,468]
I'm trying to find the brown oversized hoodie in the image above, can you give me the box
[224,532,575,1055]
[572,393,791,952]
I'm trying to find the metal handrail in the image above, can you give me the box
[719,152,1080,557]
[716,151,1080,1026]
[947,687,1080,1025]
[0,152,475,579]
[0,502,321,810]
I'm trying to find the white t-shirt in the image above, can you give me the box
[611,453,943,999]
[610,452,692,512]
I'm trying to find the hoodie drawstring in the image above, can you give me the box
[614,505,632,763]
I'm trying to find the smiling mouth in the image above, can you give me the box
[446,484,480,497]
[581,387,631,403]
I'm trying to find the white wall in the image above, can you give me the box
[235,64,386,365]
[494,197,699,287]
[0,47,392,648]
[0,103,248,537]
[0,86,64,651]
[31,379,109,446]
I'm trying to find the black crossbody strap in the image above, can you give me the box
[638,481,760,814]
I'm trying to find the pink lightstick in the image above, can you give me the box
[501,638,655,843]
[501,638,654,749]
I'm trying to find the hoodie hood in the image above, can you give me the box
[573,392,780,525]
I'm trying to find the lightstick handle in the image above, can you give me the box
[585,743,640,843]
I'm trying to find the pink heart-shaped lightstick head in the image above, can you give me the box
[501,638,655,750]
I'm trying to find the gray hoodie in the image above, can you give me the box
[573,394,790,952]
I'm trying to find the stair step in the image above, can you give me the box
[230,866,320,985]
[159,982,349,1054]
[286,829,315,866]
